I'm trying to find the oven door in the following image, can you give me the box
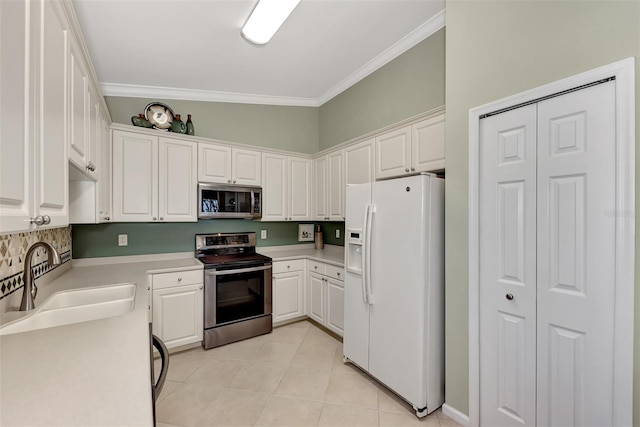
[204,264,272,329]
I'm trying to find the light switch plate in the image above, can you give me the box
[118,234,128,246]
[261,230,267,239]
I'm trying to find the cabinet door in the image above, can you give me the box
[261,153,287,221]
[232,148,261,186]
[411,114,445,173]
[198,143,231,184]
[34,0,68,228]
[158,137,197,222]
[327,278,344,336]
[112,130,158,222]
[273,271,304,323]
[308,273,325,323]
[375,126,411,180]
[98,109,111,222]
[0,0,32,233]
[85,83,99,179]
[312,157,328,220]
[152,283,204,349]
[327,150,343,220]
[289,157,311,221]
[345,139,374,186]
[68,37,88,170]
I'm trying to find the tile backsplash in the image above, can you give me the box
[0,226,72,301]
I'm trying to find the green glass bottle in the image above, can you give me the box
[186,114,195,136]
[171,114,187,134]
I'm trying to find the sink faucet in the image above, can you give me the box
[20,242,61,311]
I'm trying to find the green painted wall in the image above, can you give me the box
[318,29,446,150]
[105,97,319,154]
[444,1,640,422]
[72,221,344,258]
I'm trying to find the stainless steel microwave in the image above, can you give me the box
[198,183,262,219]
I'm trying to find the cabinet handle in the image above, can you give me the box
[178,277,182,282]
[233,180,236,184]
[405,168,410,173]
[337,272,341,276]
[153,217,157,221]
[506,293,514,301]
[228,179,231,183]
[104,216,110,221]
[147,286,151,291]
[314,266,318,269]
[42,215,51,225]
[159,217,164,221]
[411,167,415,172]
[199,286,203,290]
[30,216,44,226]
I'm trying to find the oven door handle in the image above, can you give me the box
[206,265,272,276]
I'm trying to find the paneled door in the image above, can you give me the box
[479,80,618,426]
[479,105,538,426]
[158,138,197,222]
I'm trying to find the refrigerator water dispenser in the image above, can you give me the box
[346,229,363,273]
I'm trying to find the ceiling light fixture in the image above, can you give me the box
[241,0,301,45]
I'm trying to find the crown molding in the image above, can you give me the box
[100,83,321,107]
[100,9,445,108]
[316,9,446,105]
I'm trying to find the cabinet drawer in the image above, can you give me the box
[325,265,344,282]
[307,260,326,275]
[152,269,202,290]
[273,259,305,274]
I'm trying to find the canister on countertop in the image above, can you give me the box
[315,225,324,249]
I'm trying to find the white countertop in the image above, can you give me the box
[0,245,343,427]
[259,244,345,267]
[0,257,202,427]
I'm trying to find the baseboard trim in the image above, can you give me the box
[442,403,470,426]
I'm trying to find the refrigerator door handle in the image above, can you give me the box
[361,203,370,304]
[365,203,374,305]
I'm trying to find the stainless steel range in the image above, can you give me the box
[196,232,272,349]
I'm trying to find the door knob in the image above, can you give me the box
[506,293,514,301]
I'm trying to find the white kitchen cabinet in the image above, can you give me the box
[0,0,69,233]
[308,272,325,324]
[262,153,311,221]
[313,151,343,221]
[98,107,111,222]
[326,278,345,336]
[375,113,445,180]
[344,138,374,186]
[152,271,204,349]
[411,114,445,172]
[113,130,197,222]
[198,143,261,186]
[272,260,306,324]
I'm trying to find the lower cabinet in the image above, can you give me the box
[272,260,305,324]
[307,262,344,336]
[151,270,203,349]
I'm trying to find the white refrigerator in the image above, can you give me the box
[343,173,444,417]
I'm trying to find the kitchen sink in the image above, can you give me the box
[0,283,136,336]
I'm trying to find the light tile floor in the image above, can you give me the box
[155,320,461,427]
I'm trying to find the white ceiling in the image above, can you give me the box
[73,0,445,107]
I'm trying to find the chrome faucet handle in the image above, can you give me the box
[31,279,38,300]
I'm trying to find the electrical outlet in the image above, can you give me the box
[118,234,128,246]
[261,230,267,239]
[335,229,340,239]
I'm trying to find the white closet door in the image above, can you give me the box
[479,105,538,426]
[536,81,616,426]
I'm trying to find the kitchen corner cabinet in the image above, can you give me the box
[307,261,345,336]
[0,0,69,233]
[198,143,261,186]
[272,260,306,324]
[313,151,343,221]
[151,270,204,349]
[112,131,197,222]
[261,153,311,221]
[375,114,445,180]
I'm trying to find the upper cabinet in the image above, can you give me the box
[313,151,344,221]
[198,143,261,186]
[0,0,69,233]
[112,130,197,222]
[261,153,311,221]
[375,113,445,180]
[344,138,375,186]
